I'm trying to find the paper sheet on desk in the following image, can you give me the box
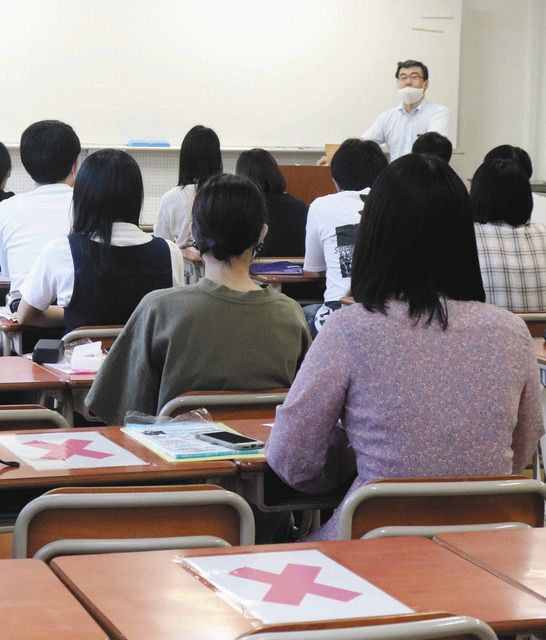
[183,550,412,623]
[0,431,147,470]
[70,341,104,372]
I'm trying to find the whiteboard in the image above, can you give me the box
[1,0,461,147]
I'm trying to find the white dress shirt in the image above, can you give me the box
[21,222,185,310]
[362,100,450,160]
[154,184,197,248]
[0,183,73,291]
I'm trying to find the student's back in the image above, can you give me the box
[19,150,184,333]
[236,149,308,257]
[0,120,80,291]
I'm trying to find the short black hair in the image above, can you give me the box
[351,154,485,330]
[20,120,80,184]
[331,139,388,191]
[235,148,287,196]
[470,158,533,227]
[484,144,532,179]
[72,149,144,272]
[412,132,452,163]
[192,173,266,261]
[0,142,11,185]
[178,125,223,189]
[395,60,429,80]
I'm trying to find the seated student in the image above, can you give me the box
[86,173,311,425]
[484,144,546,226]
[471,158,546,311]
[303,138,388,336]
[0,143,14,202]
[154,125,222,248]
[18,149,185,333]
[236,148,308,257]
[411,131,452,163]
[266,154,543,541]
[0,120,80,292]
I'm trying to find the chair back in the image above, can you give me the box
[62,325,124,349]
[336,476,545,540]
[237,613,498,640]
[158,389,288,421]
[512,311,546,337]
[0,404,70,430]
[13,484,255,560]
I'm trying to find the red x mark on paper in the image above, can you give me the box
[229,563,361,605]
[24,439,113,461]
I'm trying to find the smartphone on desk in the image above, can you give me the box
[196,431,264,451]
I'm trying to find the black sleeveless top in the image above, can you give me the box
[64,233,173,333]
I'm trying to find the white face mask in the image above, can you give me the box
[397,86,424,105]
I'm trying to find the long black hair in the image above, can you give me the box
[236,148,286,195]
[351,154,485,329]
[178,125,222,189]
[72,149,143,272]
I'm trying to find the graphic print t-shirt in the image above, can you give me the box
[303,189,369,302]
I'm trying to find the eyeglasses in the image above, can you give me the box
[398,73,424,82]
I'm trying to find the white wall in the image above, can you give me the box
[457,0,545,181]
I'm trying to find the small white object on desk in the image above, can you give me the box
[70,342,104,373]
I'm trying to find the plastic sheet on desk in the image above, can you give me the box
[177,549,412,623]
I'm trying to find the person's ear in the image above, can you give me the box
[423,80,429,92]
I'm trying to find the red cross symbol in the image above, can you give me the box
[229,563,361,605]
[24,439,114,461]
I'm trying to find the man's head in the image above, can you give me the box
[412,132,452,163]
[20,120,81,185]
[331,139,388,191]
[395,60,429,105]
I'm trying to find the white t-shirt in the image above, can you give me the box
[362,100,450,160]
[532,193,546,226]
[20,222,185,310]
[154,184,197,247]
[0,183,73,291]
[304,188,369,303]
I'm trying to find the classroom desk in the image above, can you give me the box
[0,425,238,491]
[532,337,546,385]
[0,356,91,426]
[435,528,546,603]
[0,558,106,639]
[0,356,67,394]
[50,537,546,639]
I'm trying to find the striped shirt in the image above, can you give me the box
[474,222,546,311]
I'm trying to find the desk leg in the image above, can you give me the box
[0,332,11,356]
[11,333,22,356]
[57,390,74,427]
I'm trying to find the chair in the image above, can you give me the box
[13,484,255,561]
[237,613,498,640]
[0,404,70,430]
[158,389,288,421]
[62,325,124,349]
[336,476,546,540]
[512,311,546,337]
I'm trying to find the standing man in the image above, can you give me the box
[362,60,449,160]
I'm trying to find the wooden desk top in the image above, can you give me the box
[0,356,67,391]
[0,558,105,639]
[436,528,546,602]
[0,425,238,489]
[533,337,546,366]
[51,537,546,639]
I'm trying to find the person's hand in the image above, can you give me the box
[316,155,329,166]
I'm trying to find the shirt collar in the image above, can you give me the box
[397,99,427,114]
